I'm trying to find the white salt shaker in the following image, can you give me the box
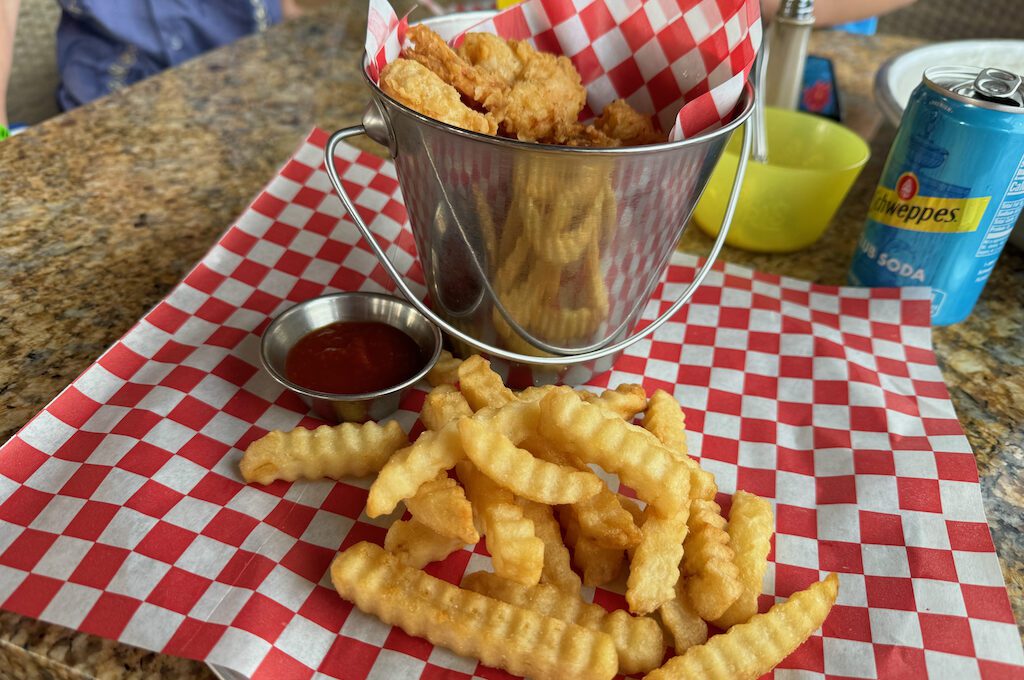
[764,0,815,110]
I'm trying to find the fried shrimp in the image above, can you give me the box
[405,24,507,112]
[458,35,587,142]
[595,99,667,146]
[457,32,523,86]
[380,59,497,135]
[390,25,661,146]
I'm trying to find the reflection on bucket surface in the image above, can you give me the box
[486,154,615,354]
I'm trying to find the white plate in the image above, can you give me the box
[873,39,1024,251]
[875,39,1024,125]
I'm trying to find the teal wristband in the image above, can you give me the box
[0,125,8,141]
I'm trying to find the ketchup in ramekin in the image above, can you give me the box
[284,321,426,395]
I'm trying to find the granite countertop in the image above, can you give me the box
[0,4,1020,677]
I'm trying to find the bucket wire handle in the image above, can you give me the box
[324,120,752,367]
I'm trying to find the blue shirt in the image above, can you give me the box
[56,0,283,111]
[833,18,878,35]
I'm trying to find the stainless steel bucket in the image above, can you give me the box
[325,12,755,384]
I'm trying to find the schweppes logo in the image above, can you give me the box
[867,172,990,233]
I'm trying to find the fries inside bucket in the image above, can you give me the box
[326,6,759,384]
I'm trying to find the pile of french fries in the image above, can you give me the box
[241,353,838,679]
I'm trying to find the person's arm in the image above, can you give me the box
[0,0,20,128]
[761,0,916,27]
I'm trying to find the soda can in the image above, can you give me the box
[848,66,1024,325]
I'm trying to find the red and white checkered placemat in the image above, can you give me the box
[0,129,1021,679]
[366,0,760,139]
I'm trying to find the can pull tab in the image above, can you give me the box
[973,68,1023,107]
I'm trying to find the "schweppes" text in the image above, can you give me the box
[867,186,990,233]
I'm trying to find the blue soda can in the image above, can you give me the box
[848,66,1024,325]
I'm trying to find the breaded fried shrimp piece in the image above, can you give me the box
[498,40,587,142]
[401,28,586,142]
[380,59,497,135]
[457,32,523,86]
[595,99,667,146]
[405,25,507,112]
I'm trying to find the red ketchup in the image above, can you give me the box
[285,321,425,395]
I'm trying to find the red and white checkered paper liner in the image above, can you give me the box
[365,0,760,138]
[0,129,1021,680]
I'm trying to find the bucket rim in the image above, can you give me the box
[362,14,756,156]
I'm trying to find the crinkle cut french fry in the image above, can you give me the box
[517,498,582,594]
[657,583,708,652]
[643,574,839,680]
[426,349,462,387]
[405,474,479,544]
[384,518,465,569]
[421,384,473,431]
[682,499,743,621]
[463,569,603,627]
[680,457,718,502]
[459,419,602,505]
[483,502,544,585]
[618,494,644,525]
[626,504,689,616]
[559,505,624,588]
[516,385,556,403]
[600,608,666,675]
[524,436,642,551]
[641,390,717,501]
[240,420,406,484]
[473,397,542,445]
[713,491,774,629]
[575,488,643,551]
[458,354,516,411]
[457,460,544,585]
[520,429,601,484]
[641,389,688,455]
[519,433,578,466]
[331,542,618,680]
[580,383,648,420]
[463,571,666,675]
[366,423,463,517]
[539,387,690,516]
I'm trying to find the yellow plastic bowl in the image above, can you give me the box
[693,108,870,253]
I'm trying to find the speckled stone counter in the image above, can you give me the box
[0,5,1020,677]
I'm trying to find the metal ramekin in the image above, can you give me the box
[260,292,442,422]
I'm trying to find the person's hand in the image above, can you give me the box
[282,0,304,20]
